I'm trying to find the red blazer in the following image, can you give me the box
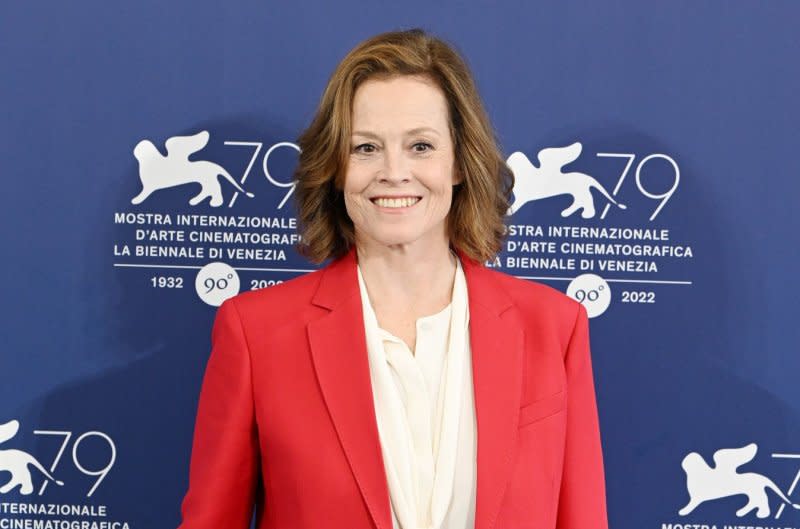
[179,249,608,529]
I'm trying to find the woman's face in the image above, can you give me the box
[343,75,459,252]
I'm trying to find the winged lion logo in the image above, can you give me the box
[132,130,254,207]
[679,443,800,519]
[507,142,626,218]
[0,419,64,495]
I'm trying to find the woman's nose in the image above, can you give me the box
[379,147,410,183]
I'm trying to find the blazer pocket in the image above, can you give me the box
[518,390,567,428]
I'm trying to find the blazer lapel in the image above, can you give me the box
[460,252,525,529]
[307,249,393,529]
[307,249,524,529]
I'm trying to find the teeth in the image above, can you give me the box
[374,197,419,208]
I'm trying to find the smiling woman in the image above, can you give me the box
[178,29,608,529]
[294,30,511,265]
[344,75,459,259]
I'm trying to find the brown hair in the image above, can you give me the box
[294,28,512,263]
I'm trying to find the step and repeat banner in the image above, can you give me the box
[2,2,798,529]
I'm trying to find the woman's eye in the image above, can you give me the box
[412,142,433,153]
[353,143,376,154]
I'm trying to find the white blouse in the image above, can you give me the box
[357,258,477,529]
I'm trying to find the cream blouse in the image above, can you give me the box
[357,258,477,529]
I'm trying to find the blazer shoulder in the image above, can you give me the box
[224,266,325,321]
[493,268,580,315]
[485,267,584,343]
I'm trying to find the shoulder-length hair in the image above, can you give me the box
[294,28,512,263]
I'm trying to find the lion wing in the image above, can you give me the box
[537,142,583,172]
[0,420,20,444]
[165,130,210,161]
[712,443,758,471]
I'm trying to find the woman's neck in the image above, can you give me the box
[355,239,457,321]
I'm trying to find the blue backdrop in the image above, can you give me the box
[2,1,799,528]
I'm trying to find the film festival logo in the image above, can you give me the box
[504,141,686,319]
[0,420,63,495]
[507,142,626,219]
[120,129,303,306]
[678,443,800,520]
[0,419,116,497]
[131,129,300,209]
[506,141,680,222]
[132,130,254,207]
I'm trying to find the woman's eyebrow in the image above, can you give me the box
[351,130,381,139]
[351,127,442,138]
[406,127,441,137]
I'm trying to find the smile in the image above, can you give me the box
[371,196,421,208]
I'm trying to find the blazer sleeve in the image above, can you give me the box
[178,299,260,529]
[556,304,609,529]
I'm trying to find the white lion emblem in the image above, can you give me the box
[679,443,800,519]
[506,142,626,218]
[0,420,64,495]
[132,130,254,207]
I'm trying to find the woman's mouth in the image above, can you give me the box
[371,196,421,208]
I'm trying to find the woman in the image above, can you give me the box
[179,29,608,529]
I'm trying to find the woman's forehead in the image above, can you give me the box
[351,75,450,133]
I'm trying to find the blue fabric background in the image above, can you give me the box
[1,1,798,527]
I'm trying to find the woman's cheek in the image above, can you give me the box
[344,195,369,227]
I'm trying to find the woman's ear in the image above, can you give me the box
[452,167,464,186]
[333,173,344,191]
